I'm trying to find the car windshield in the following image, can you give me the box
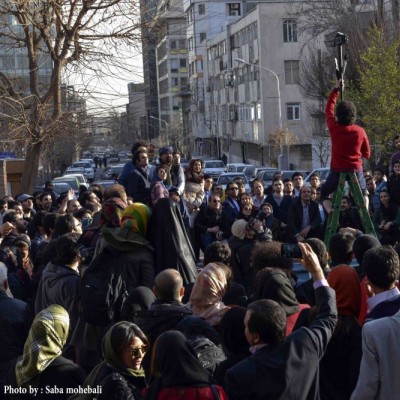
[262,171,278,181]
[204,161,224,168]
[73,162,91,168]
[53,178,78,190]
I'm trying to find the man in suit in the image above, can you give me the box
[351,278,400,399]
[222,181,241,230]
[226,242,337,400]
[286,184,322,243]
[363,246,400,322]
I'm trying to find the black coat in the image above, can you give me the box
[126,164,151,205]
[226,286,337,400]
[0,292,33,394]
[194,207,230,239]
[286,199,322,242]
[148,198,198,286]
[265,194,293,223]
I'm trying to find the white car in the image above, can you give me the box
[63,173,89,189]
[203,160,226,180]
[72,161,95,181]
[216,173,251,193]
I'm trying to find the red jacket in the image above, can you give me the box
[326,90,370,172]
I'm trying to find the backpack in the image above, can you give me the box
[80,247,129,326]
[188,336,226,375]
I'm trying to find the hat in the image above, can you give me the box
[16,194,34,202]
[159,146,173,155]
[231,219,248,240]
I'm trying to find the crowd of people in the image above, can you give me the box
[1,81,400,399]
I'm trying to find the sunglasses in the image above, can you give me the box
[212,199,221,203]
[130,346,148,357]
[243,207,252,211]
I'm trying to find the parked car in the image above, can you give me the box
[72,161,95,181]
[52,176,80,196]
[62,173,89,189]
[304,168,330,184]
[203,160,226,180]
[216,173,251,193]
[256,168,279,188]
[91,180,118,189]
[64,166,85,175]
[101,163,125,179]
[281,170,310,181]
[243,165,275,180]
[226,163,249,173]
[107,153,120,164]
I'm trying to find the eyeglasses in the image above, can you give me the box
[130,346,148,357]
[243,207,252,211]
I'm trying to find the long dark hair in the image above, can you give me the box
[380,190,398,221]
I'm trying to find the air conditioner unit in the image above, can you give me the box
[230,11,239,16]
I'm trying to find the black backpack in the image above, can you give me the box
[188,336,226,375]
[80,247,129,326]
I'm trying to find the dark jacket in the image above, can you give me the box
[126,164,151,205]
[34,262,80,334]
[286,199,322,242]
[5,356,86,400]
[228,232,271,295]
[0,292,33,395]
[89,362,145,400]
[133,300,193,345]
[265,194,293,223]
[388,174,400,206]
[194,206,230,239]
[226,286,337,400]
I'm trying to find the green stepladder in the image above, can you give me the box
[324,172,376,247]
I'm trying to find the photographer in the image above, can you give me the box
[228,218,272,295]
[256,202,283,241]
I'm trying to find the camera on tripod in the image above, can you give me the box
[334,32,348,47]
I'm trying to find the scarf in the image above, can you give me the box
[15,305,69,388]
[189,263,230,326]
[121,203,151,237]
[99,197,127,227]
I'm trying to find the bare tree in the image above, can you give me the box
[0,0,142,192]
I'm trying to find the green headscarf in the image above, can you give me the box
[121,203,151,237]
[75,322,145,399]
[15,305,69,388]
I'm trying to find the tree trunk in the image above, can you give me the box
[22,141,42,194]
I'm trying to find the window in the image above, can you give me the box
[170,40,177,49]
[188,37,194,51]
[284,60,300,84]
[170,59,179,73]
[287,103,301,120]
[200,32,206,42]
[179,59,186,67]
[198,4,205,14]
[228,3,241,16]
[283,19,297,43]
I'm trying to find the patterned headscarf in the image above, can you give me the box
[189,263,230,326]
[121,203,151,237]
[99,197,127,227]
[15,305,69,388]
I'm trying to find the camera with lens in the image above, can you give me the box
[334,32,348,47]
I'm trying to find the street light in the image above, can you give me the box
[150,116,169,146]
[235,57,286,168]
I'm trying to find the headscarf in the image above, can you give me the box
[327,265,361,317]
[153,331,211,388]
[185,159,204,184]
[79,322,145,399]
[254,267,299,316]
[15,305,69,388]
[121,203,151,237]
[189,263,230,326]
[99,197,127,227]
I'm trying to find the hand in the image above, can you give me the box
[299,226,311,238]
[335,79,344,90]
[0,222,14,237]
[67,189,74,201]
[296,235,305,243]
[384,222,392,230]
[298,242,324,281]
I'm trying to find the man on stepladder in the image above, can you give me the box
[320,80,371,213]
